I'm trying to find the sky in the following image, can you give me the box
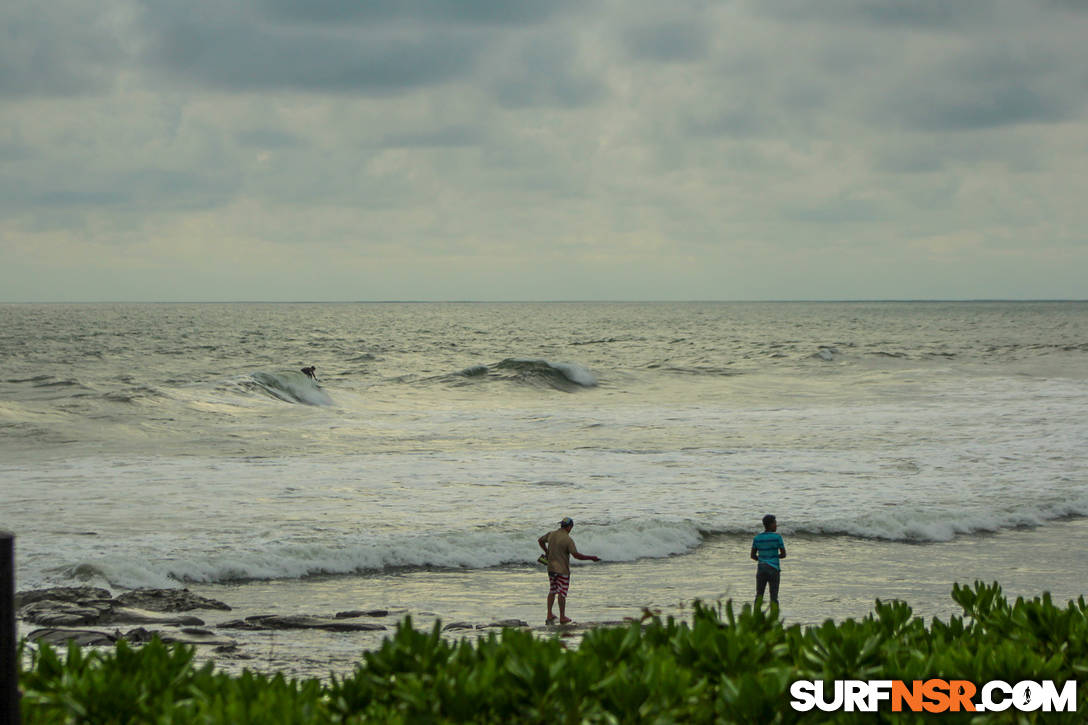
[2,0,1087,302]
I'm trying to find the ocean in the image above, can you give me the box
[2,301,1087,677]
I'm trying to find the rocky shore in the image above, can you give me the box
[17,586,239,650]
[16,586,616,669]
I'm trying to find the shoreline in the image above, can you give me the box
[19,518,1088,680]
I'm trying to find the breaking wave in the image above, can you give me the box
[450,358,598,391]
[810,346,840,362]
[43,499,1088,590]
[51,520,703,589]
[245,371,333,406]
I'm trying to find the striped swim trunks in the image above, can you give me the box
[548,572,570,597]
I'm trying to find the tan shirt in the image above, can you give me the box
[544,528,579,576]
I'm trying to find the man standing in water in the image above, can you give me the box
[538,517,600,624]
[751,514,787,605]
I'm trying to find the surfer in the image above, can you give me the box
[750,514,787,605]
[537,516,600,625]
[300,366,317,381]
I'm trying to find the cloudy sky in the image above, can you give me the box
[2,0,1086,301]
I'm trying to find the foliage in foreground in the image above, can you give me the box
[18,581,1088,724]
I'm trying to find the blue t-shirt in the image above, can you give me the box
[752,531,785,570]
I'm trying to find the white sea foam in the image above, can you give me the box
[787,495,1088,542]
[550,361,598,387]
[36,520,705,589]
[23,490,1088,591]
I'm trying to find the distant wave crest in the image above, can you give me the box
[450,358,598,391]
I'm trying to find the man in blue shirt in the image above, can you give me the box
[750,514,786,605]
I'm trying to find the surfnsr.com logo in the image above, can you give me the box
[790,679,1077,714]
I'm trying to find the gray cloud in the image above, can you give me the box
[380,125,483,149]
[235,129,305,149]
[879,45,1083,131]
[783,197,889,224]
[0,166,239,212]
[133,0,592,96]
[141,13,484,94]
[0,141,33,162]
[621,20,711,63]
[753,0,998,30]
[0,1,129,97]
[491,36,608,109]
[684,104,771,139]
[1044,0,1088,12]
[2,0,1087,301]
[257,0,583,27]
[889,84,1077,132]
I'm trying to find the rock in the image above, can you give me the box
[257,615,387,632]
[114,588,231,612]
[478,619,529,629]
[442,622,474,631]
[15,587,112,609]
[220,614,386,632]
[15,587,227,630]
[113,626,237,647]
[15,588,210,629]
[121,627,156,644]
[218,619,266,631]
[27,628,117,647]
[19,599,113,626]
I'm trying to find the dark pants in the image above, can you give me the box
[756,562,780,604]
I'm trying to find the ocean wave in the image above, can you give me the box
[447,358,598,391]
[244,370,334,406]
[810,346,840,362]
[494,358,598,389]
[29,503,1088,590]
[770,496,1088,543]
[50,520,704,588]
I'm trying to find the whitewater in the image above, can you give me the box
[2,301,1087,675]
